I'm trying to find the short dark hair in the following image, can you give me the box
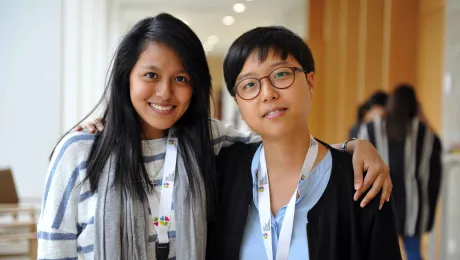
[223,26,315,96]
[367,91,388,107]
[357,102,370,122]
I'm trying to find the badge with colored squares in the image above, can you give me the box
[167,139,175,145]
[263,233,268,240]
[163,182,170,188]
[299,174,307,183]
[258,185,264,193]
[154,216,170,226]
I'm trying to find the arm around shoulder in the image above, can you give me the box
[210,119,261,154]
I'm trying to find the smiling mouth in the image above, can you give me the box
[148,103,176,111]
[263,108,287,118]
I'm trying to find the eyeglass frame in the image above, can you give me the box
[232,66,310,100]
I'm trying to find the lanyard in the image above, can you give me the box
[257,136,318,260]
[148,131,178,260]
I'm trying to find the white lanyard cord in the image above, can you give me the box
[148,132,178,245]
[257,136,318,260]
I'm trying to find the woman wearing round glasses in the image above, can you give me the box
[207,26,402,260]
[234,66,309,101]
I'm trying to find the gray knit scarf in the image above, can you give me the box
[94,147,207,260]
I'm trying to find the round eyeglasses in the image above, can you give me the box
[233,66,308,100]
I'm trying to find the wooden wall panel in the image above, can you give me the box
[306,0,444,144]
[362,0,386,99]
[306,0,326,139]
[322,0,340,141]
[388,0,419,90]
[416,0,445,134]
[343,0,360,138]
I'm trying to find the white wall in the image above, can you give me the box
[0,0,112,201]
[443,0,460,148]
[61,0,113,131]
[0,0,62,200]
[435,1,460,259]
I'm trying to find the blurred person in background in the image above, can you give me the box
[359,84,442,260]
[349,102,370,139]
[364,91,388,123]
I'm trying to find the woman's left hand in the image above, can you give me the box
[348,139,392,210]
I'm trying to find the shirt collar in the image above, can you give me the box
[250,143,332,209]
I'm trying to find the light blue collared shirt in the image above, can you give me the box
[240,145,332,260]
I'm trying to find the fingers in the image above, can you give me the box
[87,124,97,133]
[354,163,379,201]
[74,120,103,133]
[381,175,393,203]
[360,174,385,209]
[95,121,104,132]
[86,118,106,133]
[352,159,364,192]
[356,164,391,210]
[377,165,392,208]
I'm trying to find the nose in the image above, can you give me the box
[155,79,173,100]
[259,78,279,102]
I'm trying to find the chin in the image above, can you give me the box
[149,121,175,131]
[258,129,290,139]
[141,120,176,137]
[261,121,296,136]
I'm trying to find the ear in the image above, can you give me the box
[234,96,238,104]
[307,72,316,97]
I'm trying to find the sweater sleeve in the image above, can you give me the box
[357,123,369,141]
[366,198,402,260]
[210,118,261,155]
[37,132,94,260]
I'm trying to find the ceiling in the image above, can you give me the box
[114,0,307,55]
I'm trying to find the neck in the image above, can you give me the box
[262,124,311,178]
[142,125,166,140]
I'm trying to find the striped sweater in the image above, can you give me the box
[37,119,259,260]
[358,118,442,237]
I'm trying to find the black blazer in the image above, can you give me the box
[207,141,401,260]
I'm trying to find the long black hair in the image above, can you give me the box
[385,84,419,140]
[51,13,216,216]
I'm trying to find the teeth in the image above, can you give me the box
[150,104,174,111]
[267,109,283,116]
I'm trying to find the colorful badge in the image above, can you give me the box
[154,216,170,226]
[258,186,264,192]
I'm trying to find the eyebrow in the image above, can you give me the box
[142,64,161,70]
[270,60,289,68]
[236,60,291,82]
[141,64,187,74]
[236,72,256,83]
